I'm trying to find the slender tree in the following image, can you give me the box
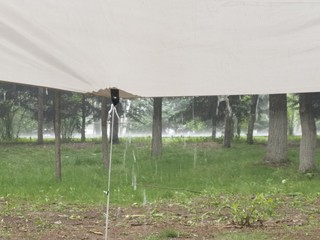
[101,96,109,169]
[287,94,299,136]
[54,90,62,181]
[209,96,218,140]
[246,95,259,144]
[37,87,44,144]
[264,94,288,164]
[223,96,233,148]
[0,83,18,140]
[299,93,317,172]
[80,94,86,142]
[152,97,162,158]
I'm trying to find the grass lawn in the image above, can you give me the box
[0,137,320,239]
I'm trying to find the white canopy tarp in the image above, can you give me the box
[1,0,320,98]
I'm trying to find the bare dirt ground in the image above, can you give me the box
[1,196,320,240]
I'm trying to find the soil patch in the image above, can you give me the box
[1,196,320,239]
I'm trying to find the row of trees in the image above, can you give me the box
[0,81,319,178]
[128,95,271,136]
[0,83,271,142]
[263,93,319,173]
[0,82,119,180]
[150,93,319,173]
[0,82,115,142]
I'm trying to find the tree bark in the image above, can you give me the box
[101,96,109,169]
[223,96,233,148]
[264,94,288,164]
[288,109,295,136]
[152,97,162,158]
[54,90,62,181]
[81,95,86,142]
[235,117,241,138]
[3,84,16,140]
[37,87,44,144]
[299,93,317,172]
[247,95,258,144]
[209,96,218,140]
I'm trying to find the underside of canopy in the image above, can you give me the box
[1,0,320,98]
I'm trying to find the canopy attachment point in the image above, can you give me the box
[111,89,119,106]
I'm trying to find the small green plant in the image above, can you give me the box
[144,229,179,240]
[159,229,179,238]
[230,194,275,227]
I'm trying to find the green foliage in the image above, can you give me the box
[127,98,153,131]
[0,107,36,139]
[57,93,99,139]
[0,82,102,141]
[127,95,266,137]
[255,95,269,132]
[0,83,37,140]
[230,194,275,226]
[185,119,205,131]
[128,97,219,133]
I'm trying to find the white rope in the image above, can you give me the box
[105,104,119,240]
[108,104,120,119]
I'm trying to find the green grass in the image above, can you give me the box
[0,137,320,206]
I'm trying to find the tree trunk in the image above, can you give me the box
[4,111,14,140]
[54,90,62,181]
[152,97,162,158]
[3,84,16,140]
[101,97,109,169]
[235,117,241,138]
[247,95,258,144]
[264,94,288,164]
[37,87,44,144]
[223,96,233,148]
[288,110,295,136]
[81,95,86,142]
[209,96,218,140]
[299,93,317,172]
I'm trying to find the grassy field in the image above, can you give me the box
[1,137,320,239]
[0,137,319,205]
